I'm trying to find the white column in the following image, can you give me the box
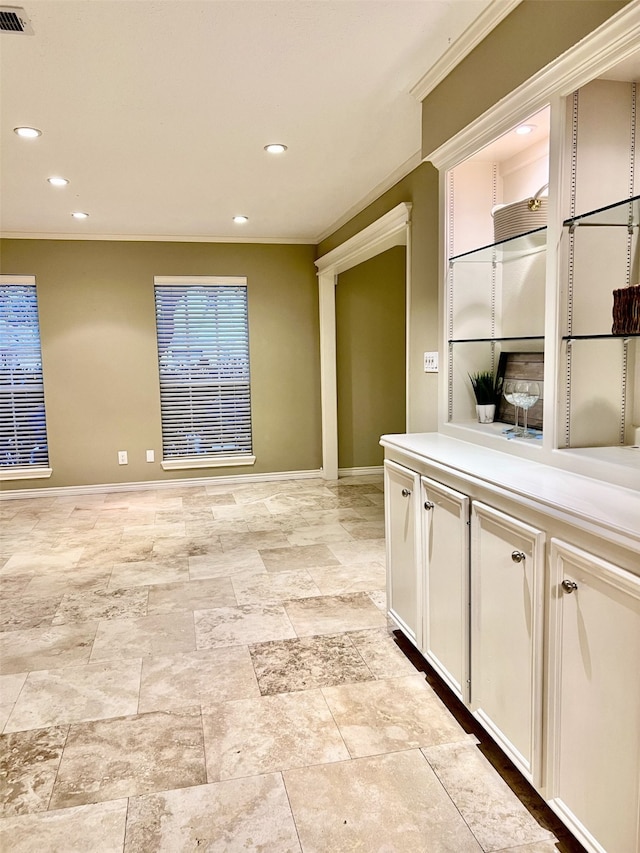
[318,270,339,480]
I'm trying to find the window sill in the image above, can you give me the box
[0,467,53,482]
[161,455,256,471]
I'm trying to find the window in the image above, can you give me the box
[154,276,254,470]
[0,276,51,479]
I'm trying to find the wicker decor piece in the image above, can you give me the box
[612,284,640,334]
[492,184,548,243]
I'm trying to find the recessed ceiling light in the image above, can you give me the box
[14,126,41,138]
[233,215,248,224]
[48,176,69,187]
[264,143,287,154]
[71,211,89,219]
[515,124,535,135]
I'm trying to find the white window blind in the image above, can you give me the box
[154,276,252,464]
[0,278,49,470]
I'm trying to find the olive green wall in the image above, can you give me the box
[0,239,321,490]
[336,246,406,469]
[421,0,628,157]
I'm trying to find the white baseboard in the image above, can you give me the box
[337,466,384,477]
[0,468,324,501]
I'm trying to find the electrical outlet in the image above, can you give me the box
[424,351,439,373]
[118,450,128,465]
[146,450,155,463]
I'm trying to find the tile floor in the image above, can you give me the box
[0,475,584,852]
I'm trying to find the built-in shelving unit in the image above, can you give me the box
[559,193,639,450]
[446,131,548,436]
[441,73,639,488]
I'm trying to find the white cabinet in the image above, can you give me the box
[383,460,422,647]
[545,540,640,853]
[381,432,640,853]
[470,501,545,785]
[421,475,469,702]
[384,462,469,693]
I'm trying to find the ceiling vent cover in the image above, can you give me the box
[0,6,33,34]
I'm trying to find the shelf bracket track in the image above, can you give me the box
[620,339,629,445]
[564,90,580,448]
[618,83,636,445]
[447,169,455,423]
[627,82,637,287]
[489,163,498,375]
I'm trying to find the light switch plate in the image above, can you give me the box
[424,351,439,373]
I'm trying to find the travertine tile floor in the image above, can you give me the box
[0,476,584,852]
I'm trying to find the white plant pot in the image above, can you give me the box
[476,403,496,424]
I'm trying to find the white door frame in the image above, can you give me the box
[314,202,412,479]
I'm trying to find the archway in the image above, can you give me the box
[314,202,412,479]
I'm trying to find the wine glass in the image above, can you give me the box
[502,380,521,435]
[513,381,540,438]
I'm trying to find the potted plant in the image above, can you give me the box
[469,371,502,423]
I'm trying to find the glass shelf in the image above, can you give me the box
[562,333,640,341]
[450,335,544,344]
[449,227,546,264]
[563,194,640,228]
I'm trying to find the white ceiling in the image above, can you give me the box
[0,0,495,243]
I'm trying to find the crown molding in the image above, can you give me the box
[0,232,314,245]
[315,202,412,276]
[315,149,422,245]
[427,1,640,171]
[410,0,522,103]
[2,156,424,250]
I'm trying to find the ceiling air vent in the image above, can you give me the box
[0,6,34,34]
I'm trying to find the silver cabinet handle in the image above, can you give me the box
[423,500,435,511]
[511,550,526,563]
[401,488,411,497]
[561,579,578,594]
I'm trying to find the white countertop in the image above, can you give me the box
[380,432,640,553]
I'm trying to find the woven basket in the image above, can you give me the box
[492,184,548,243]
[612,284,640,334]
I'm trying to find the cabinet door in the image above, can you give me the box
[470,501,545,785]
[546,540,640,853]
[383,460,422,647]
[421,476,470,702]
